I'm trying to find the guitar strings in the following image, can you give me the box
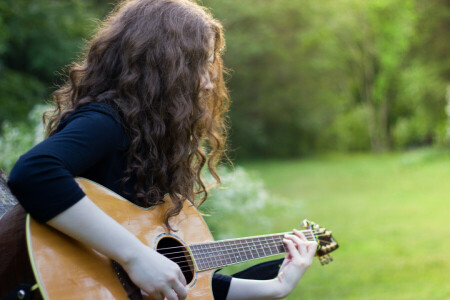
[163,244,332,268]
[156,236,333,264]
[168,238,334,272]
[155,230,325,252]
[166,241,336,272]
[155,233,331,258]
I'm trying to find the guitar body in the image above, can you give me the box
[27,178,215,300]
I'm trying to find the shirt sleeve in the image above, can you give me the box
[212,273,232,300]
[7,109,123,222]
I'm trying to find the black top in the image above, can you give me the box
[7,102,231,299]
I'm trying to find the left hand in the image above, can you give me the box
[275,229,318,298]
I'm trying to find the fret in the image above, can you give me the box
[235,240,243,261]
[196,244,204,270]
[202,243,213,269]
[258,238,269,257]
[210,244,221,268]
[217,241,228,266]
[252,238,262,258]
[207,243,217,268]
[305,229,316,242]
[264,236,274,255]
[248,238,259,258]
[214,241,226,267]
[196,244,206,270]
[244,239,253,260]
[268,236,276,255]
[221,241,230,265]
[269,235,282,255]
[226,241,237,264]
[278,235,285,253]
[191,232,298,270]
[224,241,233,265]
[191,244,205,270]
[232,240,243,263]
[249,238,260,259]
[238,240,249,261]
[238,240,246,262]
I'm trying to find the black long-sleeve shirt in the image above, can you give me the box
[7,102,231,299]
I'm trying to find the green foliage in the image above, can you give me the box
[0,105,48,172]
[202,0,449,157]
[393,62,448,148]
[322,105,371,152]
[0,69,46,122]
[0,0,449,158]
[0,0,106,124]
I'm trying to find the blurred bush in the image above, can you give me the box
[0,105,48,172]
[200,166,271,239]
[0,0,107,123]
[321,105,371,151]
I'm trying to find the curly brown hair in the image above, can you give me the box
[45,0,230,230]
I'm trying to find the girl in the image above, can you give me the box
[7,0,317,299]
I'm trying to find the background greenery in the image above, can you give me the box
[237,150,449,299]
[1,0,449,160]
[0,0,449,299]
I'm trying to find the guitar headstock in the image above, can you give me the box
[301,219,339,265]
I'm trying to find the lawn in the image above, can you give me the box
[216,148,449,299]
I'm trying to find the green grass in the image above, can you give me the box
[218,148,450,299]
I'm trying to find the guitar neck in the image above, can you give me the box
[189,230,315,271]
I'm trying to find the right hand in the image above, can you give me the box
[275,229,317,298]
[122,244,187,300]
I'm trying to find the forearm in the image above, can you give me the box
[226,278,284,300]
[227,231,318,300]
[47,195,146,265]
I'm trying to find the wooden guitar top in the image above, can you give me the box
[26,178,215,300]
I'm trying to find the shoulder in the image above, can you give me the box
[56,102,123,132]
[54,102,129,150]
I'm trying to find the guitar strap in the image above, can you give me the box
[0,205,41,300]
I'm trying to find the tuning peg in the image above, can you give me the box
[319,256,329,265]
[328,254,333,262]
[301,219,311,229]
[319,257,325,265]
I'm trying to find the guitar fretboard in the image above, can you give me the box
[189,231,314,271]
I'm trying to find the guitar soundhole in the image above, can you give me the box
[156,237,195,284]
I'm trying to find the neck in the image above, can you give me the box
[189,230,315,271]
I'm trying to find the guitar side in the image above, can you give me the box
[26,178,216,300]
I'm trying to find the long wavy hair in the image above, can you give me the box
[45,0,229,229]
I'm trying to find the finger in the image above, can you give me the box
[286,234,312,257]
[293,228,307,241]
[178,270,187,286]
[145,290,163,300]
[172,280,188,300]
[162,288,178,300]
[299,243,307,255]
[285,233,306,248]
[307,241,318,252]
[284,238,301,259]
[305,241,318,257]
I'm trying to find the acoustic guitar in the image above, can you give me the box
[25,178,339,299]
